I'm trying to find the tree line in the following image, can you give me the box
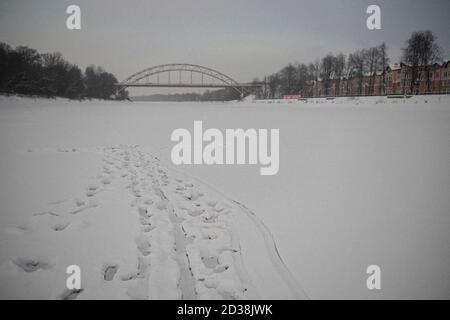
[0,30,444,101]
[0,42,129,100]
[255,30,443,99]
[134,88,241,102]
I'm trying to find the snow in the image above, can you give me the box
[0,94,449,299]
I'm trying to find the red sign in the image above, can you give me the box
[283,95,301,100]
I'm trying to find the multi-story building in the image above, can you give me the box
[303,61,450,97]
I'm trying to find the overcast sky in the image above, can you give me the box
[1,0,449,86]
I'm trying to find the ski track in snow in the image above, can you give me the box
[7,145,307,300]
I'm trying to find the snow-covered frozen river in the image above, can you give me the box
[0,95,449,299]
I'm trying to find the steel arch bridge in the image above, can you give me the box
[115,63,263,97]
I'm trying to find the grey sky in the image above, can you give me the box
[1,0,449,86]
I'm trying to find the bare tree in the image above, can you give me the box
[402,30,443,94]
[280,63,297,95]
[364,47,381,95]
[378,42,390,95]
[348,50,366,95]
[320,54,335,96]
[308,60,320,97]
[267,74,280,99]
[333,53,346,96]
[296,63,309,97]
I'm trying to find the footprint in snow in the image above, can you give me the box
[188,208,204,217]
[205,199,218,207]
[13,257,52,272]
[202,230,220,240]
[120,272,138,282]
[70,199,99,214]
[102,263,119,281]
[102,166,113,174]
[136,235,151,256]
[214,265,229,273]
[202,214,218,224]
[60,288,84,300]
[74,198,85,207]
[52,222,70,231]
[4,224,32,235]
[138,206,150,217]
[142,197,154,205]
[87,183,99,191]
[142,225,156,233]
[100,175,112,185]
[86,190,96,197]
[155,200,168,210]
[33,211,60,217]
[185,190,203,201]
[201,256,219,269]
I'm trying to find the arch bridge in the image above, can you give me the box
[115,63,264,98]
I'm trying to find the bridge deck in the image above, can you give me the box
[115,83,263,88]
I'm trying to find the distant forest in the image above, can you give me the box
[134,88,241,102]
[0,42,129,100]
